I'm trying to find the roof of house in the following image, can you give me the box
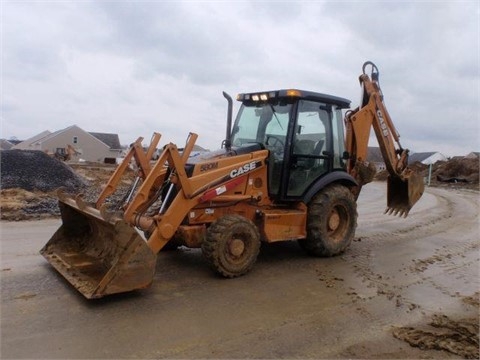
[13,125,121,150]
[0,139,14,150]
[465,151,480,158]
[13,130,52,149]
[16,126,82,148]
[408,152,438,164]
[8,139,23,145]
[89,132,121,150]
[366,147,384,163]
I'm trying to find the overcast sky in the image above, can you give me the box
[2,1,479,157]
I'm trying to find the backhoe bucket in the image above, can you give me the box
[40,201,157,299]
[386,172,424,217]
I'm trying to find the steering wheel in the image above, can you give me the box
[265,135,285,156]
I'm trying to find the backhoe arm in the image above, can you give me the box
[345,62,424,217]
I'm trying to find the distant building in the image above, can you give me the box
[12,125,122,162]
[408,152,447,165]
[465,152,480,159]
[0,139,15,150]
[366,147,386,172]
[367,148,450,169]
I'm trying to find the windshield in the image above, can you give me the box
[231,103,291,147]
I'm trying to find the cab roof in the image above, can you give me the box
[236,89,351,109]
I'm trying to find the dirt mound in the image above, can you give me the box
[393,313,479,359]
[393,292,480,358]
[0,188,59,221]
[375,157,479,189]
[435,157,479,183]
[1,150,86,192]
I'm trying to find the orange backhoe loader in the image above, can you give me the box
[40,61,424,299]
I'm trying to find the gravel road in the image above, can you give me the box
[1,182,478,359]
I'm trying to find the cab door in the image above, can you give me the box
[286,100,331,197]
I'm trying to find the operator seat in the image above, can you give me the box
[294,139,315,168]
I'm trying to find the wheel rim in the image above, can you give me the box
[327,205,349,242]
[228,238,245,257]
[223,231,250,265]
[328,210,340,231]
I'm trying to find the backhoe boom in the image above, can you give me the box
[345,62,424,216]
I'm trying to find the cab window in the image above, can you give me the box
[287,100,330,196]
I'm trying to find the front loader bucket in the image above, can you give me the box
[386,172,425,217]
[40,200,157,299]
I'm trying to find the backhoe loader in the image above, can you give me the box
[41,61,424,299]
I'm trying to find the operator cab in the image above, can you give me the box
[231,89,350,201]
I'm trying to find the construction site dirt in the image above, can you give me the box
[1,178,478,358]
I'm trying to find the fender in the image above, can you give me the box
[303,171,357,204]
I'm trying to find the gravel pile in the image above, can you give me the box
[1,150,87,192]
[0,151,137,220]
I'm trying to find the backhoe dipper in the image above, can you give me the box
[41,62,424,299]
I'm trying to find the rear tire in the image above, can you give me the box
[202,214,261,278]
[299,184,357,257]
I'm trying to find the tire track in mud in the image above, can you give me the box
[347,187,477,293]
[349,187,478,280]
[358,188,456,240]
[344,186,479,358]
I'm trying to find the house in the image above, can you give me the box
[366,147,386,172]
[13,130,52,149]
[12,125,122,162]
[408,152,447,165]
[0,139,15,150]
[465,152,480,159]
[367,148,450,169]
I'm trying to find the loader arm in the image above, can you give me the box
[95,133,161,208]
[345,62,424,216]
[124,133,268,254]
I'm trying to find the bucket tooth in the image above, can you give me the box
[386,172,424,218]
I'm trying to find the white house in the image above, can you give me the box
[408,152,447,165]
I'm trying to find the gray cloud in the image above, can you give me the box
[2,1,478,156]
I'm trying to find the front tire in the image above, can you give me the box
[299,184,357,257]
[202,214,261,278]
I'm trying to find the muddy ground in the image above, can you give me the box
[1,180,478,359]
